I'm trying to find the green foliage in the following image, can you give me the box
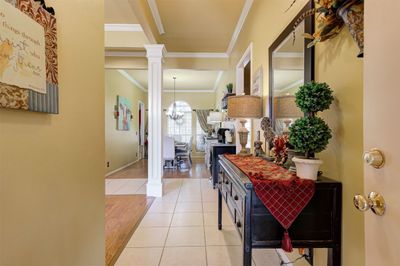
[289,116,332,158]
[295,81,334,114]
[226,83,233,93]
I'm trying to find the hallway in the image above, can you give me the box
[115,178,282,266]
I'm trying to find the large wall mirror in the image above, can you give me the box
[269,1,315,135]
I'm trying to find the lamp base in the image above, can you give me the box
[238,127,251,156]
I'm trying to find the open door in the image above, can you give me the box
[362,1,400,264]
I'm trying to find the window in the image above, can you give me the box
[167,101,192,143]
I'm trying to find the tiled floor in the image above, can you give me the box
[115,178,283,266]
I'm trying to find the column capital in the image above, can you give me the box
[144,44,166,58]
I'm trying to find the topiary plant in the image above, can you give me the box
[289,81,334,159]
[289,116,332,159]
[226,83,233,93]
[295,81,334,115]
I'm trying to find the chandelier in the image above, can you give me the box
[166,77,184,121]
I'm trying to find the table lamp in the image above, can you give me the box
[227,95,262,156]
[274,95,303,134]
[207,111,224,127]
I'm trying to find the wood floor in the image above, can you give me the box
[105,195,154,266]
[106,158,209,179]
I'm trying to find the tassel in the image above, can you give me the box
[282,230,293,252]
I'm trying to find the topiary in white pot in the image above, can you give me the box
[289,81,334,180]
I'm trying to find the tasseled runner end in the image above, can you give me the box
[282,230,293,252]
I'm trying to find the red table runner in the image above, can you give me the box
[224,154,315,252]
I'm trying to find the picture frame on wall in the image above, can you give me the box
[0,0,58,114]
[252,66,263,96]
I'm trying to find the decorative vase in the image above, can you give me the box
[292,157,322,181]
[338,0,364,58]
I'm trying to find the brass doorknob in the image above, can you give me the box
[353,192,386,216]
[363,148,385,169]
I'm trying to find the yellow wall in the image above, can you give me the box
[0,0,105,265]
[226,0,365,265]
[215,71,235,110]
[105,70,147,173]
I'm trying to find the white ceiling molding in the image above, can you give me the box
[105,51,147,57]
[166,52,229,59]
[278,79,304,92]
[226,0,254,55]
[273,52,303,58]
[104,24,143,32]
[117,70,148,92]
[146,0,165,35]
[163,90,215,93]
[213,71,224,92]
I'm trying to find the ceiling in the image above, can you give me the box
[156,0,247,52]
[273,70,303,92]
[105,0,139,24]
[104,0,251,54]
[124,69,223,91]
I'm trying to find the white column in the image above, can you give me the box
[145,44,165,197]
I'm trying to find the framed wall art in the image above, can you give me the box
[0,0,58,114]
[117,95,132,131]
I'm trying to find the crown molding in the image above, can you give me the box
[117,70,148,92]
[273,52,303,58]
[104,24,143,32]
[166,52,229,58]
[226,0,254,55]
[105,51,146,57]
[146,0,165,34]
[213,71,224,92]
[163,90,215,93]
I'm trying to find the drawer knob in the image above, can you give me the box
[234,195,239,201]
[236,221,242,228]
[225,181,229,184]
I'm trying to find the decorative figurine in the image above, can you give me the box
[254,131,264,157]
[260,117,275,154]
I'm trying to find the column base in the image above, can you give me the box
[146,181,164,197]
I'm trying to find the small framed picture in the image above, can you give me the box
[252,66,263,96]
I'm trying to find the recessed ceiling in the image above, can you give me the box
[125,69,223,91]
[156,0,246,52]
[105,0,139,24]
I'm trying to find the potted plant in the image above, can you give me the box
[226,83,233,94]
[288,0,364,57]
[289,81,333,180]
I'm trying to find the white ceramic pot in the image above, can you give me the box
[292,157,323,181]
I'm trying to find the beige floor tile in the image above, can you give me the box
[206,246,243,266]
[115,247,163,266]
[252,249,281,266]
[127,227,169,247]
[139,213,173,227]
[171,212,204,227]
[175,202,203,213]
[148,202,176,213]
[204,226,241,246]
[201,190,218,202]
[203,212,234,226]
[159,247,206,266]
[165,226,205,247]
[202,201,230,213]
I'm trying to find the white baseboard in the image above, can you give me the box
[105,159,140,177]
[276,249,293,266]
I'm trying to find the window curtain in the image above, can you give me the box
[196,109,212,134]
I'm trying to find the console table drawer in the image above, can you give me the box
[231,183,244,215]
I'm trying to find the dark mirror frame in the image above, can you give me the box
[268,0,315,125]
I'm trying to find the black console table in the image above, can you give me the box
[210,144,236,188]
[217,155,342,266]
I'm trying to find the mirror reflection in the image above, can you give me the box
[271,21,305,135]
